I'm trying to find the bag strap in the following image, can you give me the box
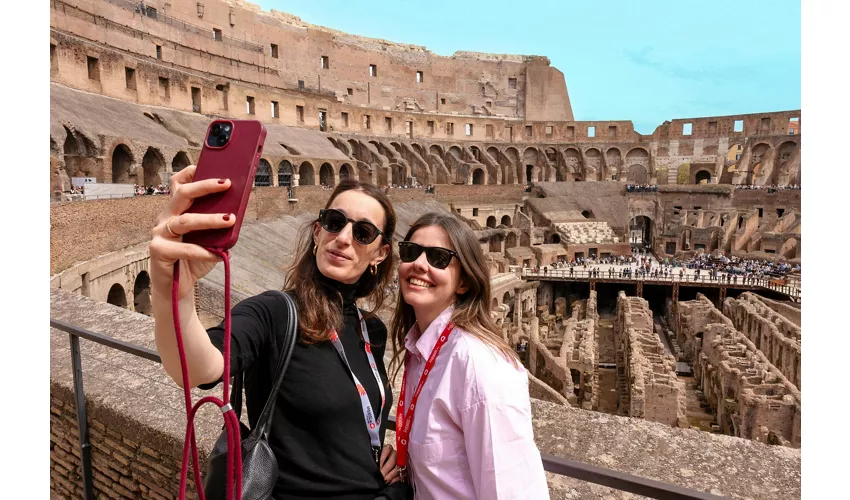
[230,290,298,438]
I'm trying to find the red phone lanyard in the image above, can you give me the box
[395,322,455,476]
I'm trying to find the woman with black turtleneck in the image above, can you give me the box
[150,174,408,499]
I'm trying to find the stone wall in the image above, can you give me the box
[677,294,734,362]
[723,293,801,389]
[696,322,801,447]
[615,292,687,427]
[528,293,599,409]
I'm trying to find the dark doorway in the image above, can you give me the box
[133,271,152,315]
[107,284,127,308]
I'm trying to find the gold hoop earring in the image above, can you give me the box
[313,245,317,255]
[370,264,378,275]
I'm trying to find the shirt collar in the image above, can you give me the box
[404,304,456,359]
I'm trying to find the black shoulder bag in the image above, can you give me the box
[203,291,298,500]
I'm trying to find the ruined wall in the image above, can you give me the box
[723,293,801,389]
[527,292,599,409]
[677,295,734,362]
[696,322,801,447]
[615,292,687,427]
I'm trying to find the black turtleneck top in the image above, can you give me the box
[203,275,404,500]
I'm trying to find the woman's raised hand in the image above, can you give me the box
[149,165,236,300]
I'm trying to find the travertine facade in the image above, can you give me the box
[50,0,801,198]
[614,292,687,427]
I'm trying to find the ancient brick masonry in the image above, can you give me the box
[528,291,599,409]
[614,292,687,427]
[50,388,198,500]
[677,293,801,447]
[723,293,800,389]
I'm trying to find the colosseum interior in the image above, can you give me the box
[49,0,802,498]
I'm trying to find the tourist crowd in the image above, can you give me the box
[626,184,658,192]
[524,248,800,285]
[734,184,800,191]
[135,184,170,196]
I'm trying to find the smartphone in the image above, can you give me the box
[182,119,267,250]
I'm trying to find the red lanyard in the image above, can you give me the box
[396,321,455,470]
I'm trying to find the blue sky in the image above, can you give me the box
[254,0,800,134]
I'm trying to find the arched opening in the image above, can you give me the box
[581,210,593,219]
[299,162,315,185]
[62,128,82,180]
[501,215,512,227]
[429,144,444,158]
[111,144,134,184]
[142,147,165,186]
[339,163,353,182]
[254,159,271,186]
[472,168,485,185]
[520,233,531,247]
[278,160,293,186]
[391,164,405,186]
[448,146,463,160]
[525,165,534,183]
[172,152,191,174]
[550,234,561,244]
[627,164,649,185]
[107,283,127,308]
[486,216,497,228]
[505,232,518,248]
[681,228,692,251]
[629,216,652,247]
[133,271,152,315]
[694,170,712,184]
[319,163,335,187]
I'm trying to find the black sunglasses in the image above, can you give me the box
[318,208,385,245]
[398,241,458,269]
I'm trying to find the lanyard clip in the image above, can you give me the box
[372,446,381,465]
[398,465,408,482]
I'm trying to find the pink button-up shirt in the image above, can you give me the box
[402,305,549,499]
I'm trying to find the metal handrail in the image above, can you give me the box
[50,318,727,500]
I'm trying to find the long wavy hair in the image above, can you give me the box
[284,179,396,343]
[389,212,518,378]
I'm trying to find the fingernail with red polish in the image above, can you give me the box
[218,178,227,184]
[223,214,231,221]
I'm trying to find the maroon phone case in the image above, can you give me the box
[182,120,267,250]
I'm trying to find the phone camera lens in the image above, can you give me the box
[223,125,231,132]
[211,123,222,135]
[217,135,228,146]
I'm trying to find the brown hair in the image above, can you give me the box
[284,179,396,343]
[389,212,518,378]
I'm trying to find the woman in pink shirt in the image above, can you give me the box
[389,212,550,499]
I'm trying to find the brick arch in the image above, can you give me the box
[110,143,135,184]
[299,161,315,185]
[626,147,650,159]
[171,151,191,174]
[106,283,128,308]
[255,158,272,186]
[319,162,336,186]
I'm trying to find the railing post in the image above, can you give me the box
[69,334,95,500]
